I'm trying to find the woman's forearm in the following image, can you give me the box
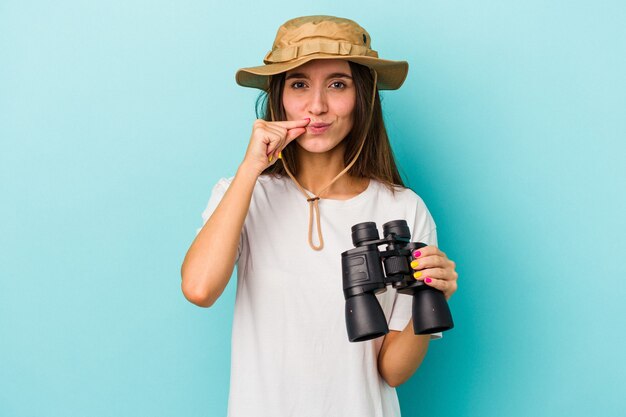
[377,319,430,387]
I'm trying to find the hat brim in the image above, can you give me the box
[235,54,408,91]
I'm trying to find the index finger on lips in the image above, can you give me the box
[270,118,311,129]
[263,124,288,140]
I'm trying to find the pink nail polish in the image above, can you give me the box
[425,277,432,283]
[412,250,421,258]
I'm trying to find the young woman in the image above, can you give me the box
[181,15,459,417]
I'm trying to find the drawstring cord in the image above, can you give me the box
[270,69,378,251]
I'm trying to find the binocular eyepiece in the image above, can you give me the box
[341,220,454,342]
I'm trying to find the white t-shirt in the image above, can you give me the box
[197,174,441,417]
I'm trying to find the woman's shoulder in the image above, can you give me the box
[211,174,287,188]
[213,176,235,187]
[371,179,427,206]
[255,174,292,191]
[257,174,288,183]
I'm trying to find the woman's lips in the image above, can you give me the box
[307,122,331,134]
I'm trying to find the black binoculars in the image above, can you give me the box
[341,219,454,342]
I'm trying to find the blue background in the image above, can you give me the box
[1,1,624,416]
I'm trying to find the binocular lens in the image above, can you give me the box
[382,220,411,239]
[351,222,380,247]
[345,293,389,342]
[411,289,454,334]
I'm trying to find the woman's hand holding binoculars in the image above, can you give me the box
[410,246,458,301]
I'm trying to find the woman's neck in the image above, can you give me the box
[294,146,368,199]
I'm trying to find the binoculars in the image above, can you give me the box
[341,219,454,342]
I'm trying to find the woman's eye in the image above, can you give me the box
[330,81,346,89]
[291,81,306,89]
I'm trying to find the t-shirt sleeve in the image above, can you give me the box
[387,196,443,339]
[195,177,243,263]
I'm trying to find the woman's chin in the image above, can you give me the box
[295,134,343,154]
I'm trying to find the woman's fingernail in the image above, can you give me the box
[425,277,432,283]
[278,151,282,159]
[268,155,273,162]
[413,271,422,279]
[410,260,419,268]
[412,250,421,258]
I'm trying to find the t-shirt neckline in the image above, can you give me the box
[287,177,376,208]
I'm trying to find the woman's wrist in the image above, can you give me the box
[237,160,263,180]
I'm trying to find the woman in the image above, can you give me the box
[181,15,459,417]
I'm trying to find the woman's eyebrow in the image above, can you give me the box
[285,72,353,80]
[327,72,353,80]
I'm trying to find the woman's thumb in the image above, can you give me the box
[285,127,307,143]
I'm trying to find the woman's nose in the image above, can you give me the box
[307,88,328,115]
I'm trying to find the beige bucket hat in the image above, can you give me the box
[236,15,409,91]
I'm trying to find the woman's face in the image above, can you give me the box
[282,59,356,154]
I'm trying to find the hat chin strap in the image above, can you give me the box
[269,69,379,251]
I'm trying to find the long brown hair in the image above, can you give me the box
[255,61,406,193]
